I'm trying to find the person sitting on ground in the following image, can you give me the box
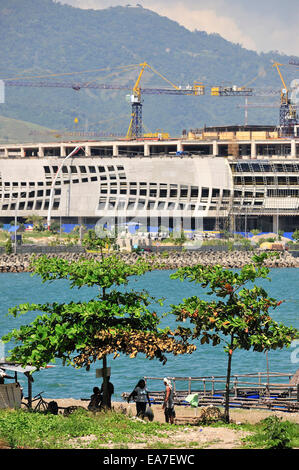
[88,386,102,412]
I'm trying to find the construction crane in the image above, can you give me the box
[272,61,298,135]
[4,77,204,139]
[4,62,206,139]
[210,85,253,96]
[3,62,257,139]
[124,61,205,138]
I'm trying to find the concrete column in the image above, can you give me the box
[144,143,150,156]
[20,147,25,158]
[291,139,296,158]
[177,141,183,152]
[113,144,118,157]
[85,145,90,157]
[251,141,256,159]
[38,146,44,157]
[61,146,66,157]
[273,213,279,235]
[212,140,218,156]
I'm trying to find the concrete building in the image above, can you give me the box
[1,125,299,233]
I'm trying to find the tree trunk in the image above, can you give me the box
[101,285,109,409]
[102,355,109,409]
[224,335,234,423]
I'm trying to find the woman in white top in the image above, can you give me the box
[162,377,175,424]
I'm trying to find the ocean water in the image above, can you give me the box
[0,268,298,401]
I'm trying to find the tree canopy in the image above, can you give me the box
[2,255,195,372]
[170,253,299,422]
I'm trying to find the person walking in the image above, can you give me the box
[162,377,175,424]
[127,378,151,419]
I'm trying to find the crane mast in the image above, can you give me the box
[273,62,298,135]
[127,62,147,139]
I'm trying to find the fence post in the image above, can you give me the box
[234,378,238,397]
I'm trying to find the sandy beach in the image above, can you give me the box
[48,397,299,424]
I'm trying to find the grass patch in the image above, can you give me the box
[0,408,175,449]
[242,416,299,449]
[1,409,298,449]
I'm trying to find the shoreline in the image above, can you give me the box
[42,398,299,425]
[0,249,298,273]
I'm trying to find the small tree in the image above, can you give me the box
[292,229,299,242]
[2,254,195,408]
[48,220,61,234]
[82,229,115,255]
[5,237,13,254]
[25,215,45,232]
[169,253,298,423]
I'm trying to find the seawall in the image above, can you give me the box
[0,249,298,273]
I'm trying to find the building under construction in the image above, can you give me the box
[0,124,299,234]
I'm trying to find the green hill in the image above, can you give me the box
[0,0,298,140]
[0,115,62,144]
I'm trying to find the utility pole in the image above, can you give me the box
[47,146,82,230]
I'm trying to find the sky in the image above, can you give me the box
[57,0,299,56]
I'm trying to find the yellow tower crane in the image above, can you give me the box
[272,61,298,135]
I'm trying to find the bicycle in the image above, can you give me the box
[22,391,49,413]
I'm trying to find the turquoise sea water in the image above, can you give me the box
[0,268,298,401]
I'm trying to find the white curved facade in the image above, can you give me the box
[1,130,299,232]
[0,155,233,221]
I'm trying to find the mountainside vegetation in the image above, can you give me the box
[0,0,298,141]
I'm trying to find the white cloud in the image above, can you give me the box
[58,0,299,56]
[149,3,257,50]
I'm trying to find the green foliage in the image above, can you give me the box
[172,232,187,246]
[82,229,114,253]
[170,252,298,352]
[292,229,299,241]
[48,220,60,234]
[5,237,13,254]
[2,254,195,371]
[0,408,173,449]
[25,215,45,232]
[169,252,299,422]
[261,416,292,449]
[244,416,299,449]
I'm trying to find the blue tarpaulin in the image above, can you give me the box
[7,225,19,232]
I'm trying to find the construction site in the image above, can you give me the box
[1,60,299,235]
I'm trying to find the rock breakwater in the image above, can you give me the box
[0,249,298,273]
